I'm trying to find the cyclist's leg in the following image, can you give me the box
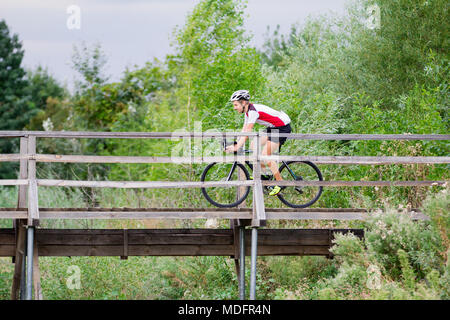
[262,139,284,196]
[262,140,282,181]
[250,135,268,154]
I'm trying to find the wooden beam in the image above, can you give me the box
[37,210,253,220]
[34,154,256,164]
[0,228,364,257]
[0,179,28,186]
[260,133,450,140]
[264,210,428,221]
[0,154,21,162]
[2,179,446,188]
[0,131,257,139]
[0,131,448,140]
[262,180,449,187]
[260,155,450,164]
[37,179,254,188]
[4,154,443,165]
[0,207,428,220]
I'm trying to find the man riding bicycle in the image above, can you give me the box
[224,90,292,196]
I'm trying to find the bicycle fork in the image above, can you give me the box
[226,162,238,181]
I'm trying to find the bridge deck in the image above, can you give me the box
[0,207,428,220]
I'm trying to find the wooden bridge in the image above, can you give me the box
[0,131,448,300]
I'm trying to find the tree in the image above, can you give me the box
[170,0,265,130]
[351,0,449,103]
[71,42,144,133]
[259,24,299,68]
[0,20,36,178]
[25,66,68,131]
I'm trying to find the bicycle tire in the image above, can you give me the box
[201,162,251,208]
[276,161,323,208]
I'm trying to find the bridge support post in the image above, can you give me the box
[239,226,245,300]
[19,230,27,299]
[249,227,258,300]
[11,137,28,300]
[25,226,34,300]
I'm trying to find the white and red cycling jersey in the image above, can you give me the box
[244,103,291,128]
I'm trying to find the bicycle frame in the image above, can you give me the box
[226,160,299,182]
[223,139,300,182]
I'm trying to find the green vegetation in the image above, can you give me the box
[0,0,448,299]
[0,187,448,299]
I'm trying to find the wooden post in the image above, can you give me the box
[11,137,28,300]
[250,133,263,300]
[121,229,128,260]
[231,154,249,298]
[252,134,266,227]
[27,135,39,226]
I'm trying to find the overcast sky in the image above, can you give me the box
[1,0,348,90]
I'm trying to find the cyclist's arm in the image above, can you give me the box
[235,123,254,150]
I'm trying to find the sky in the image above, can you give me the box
[1,0,349,91]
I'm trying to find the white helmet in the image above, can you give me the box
[230,90,250,102]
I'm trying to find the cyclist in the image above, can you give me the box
[225,90,291,196]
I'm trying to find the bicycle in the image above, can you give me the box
[200,139,323,208]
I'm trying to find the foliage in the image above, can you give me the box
[0,0,449,300]
[24,66,68,130]
[351,0,449,102]
[0,20,34,178]
[170,0,265,131]
[259,24,299,69]
[313,188,450,300]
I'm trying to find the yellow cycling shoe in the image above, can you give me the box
[268,185,281,196]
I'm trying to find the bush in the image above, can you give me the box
[318,188,449,299]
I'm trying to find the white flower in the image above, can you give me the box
[42,118,54,131]
[128,105,137,114]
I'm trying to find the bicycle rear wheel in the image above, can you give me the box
[201,162,251,208]
[276,161,323,208]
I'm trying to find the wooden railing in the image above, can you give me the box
[0,131,449,226]
[0,131,448,300]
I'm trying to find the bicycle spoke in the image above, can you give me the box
[201,162,250,207]
[277,161,323,208]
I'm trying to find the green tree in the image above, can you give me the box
[259,24,299,68]
[351,0,449,103]
[25,66,68,131]
[71,42,146,133]
[170,0,265,131]
[0,19,36,178]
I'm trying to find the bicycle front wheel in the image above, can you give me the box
[201,162,250,208]
[277,161,323,208]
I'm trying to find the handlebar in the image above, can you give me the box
[222,139,252,155]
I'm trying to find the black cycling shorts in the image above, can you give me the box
[265,123,291,148]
